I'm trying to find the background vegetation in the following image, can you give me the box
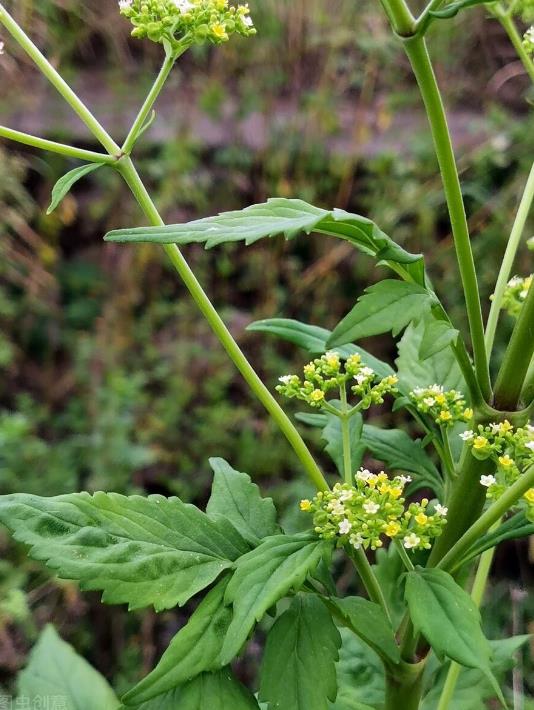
[0,0,533,700]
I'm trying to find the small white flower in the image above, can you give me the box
[423,397,436,407]
[508,276,522,287]
[356,468,373,482]
[490,423,501,435]
[363,501,380,515]
[339,489,354,502]
[480,475,496,488]
[328,500,345,516]
[242,15,254,27]
[525,441,534,452]
[520,289,529,300]
[0,41,4,55]
[527,425,534,434]
[118,0,132,9]
[429,384,444,393]
[172,0,194,12]
[397,475,412,486]
[278,375,292,385]
[338,519,352,535]
[434,504,448,517]
[349,532,364,549]
[403,533,421,549]
[460,430,474,441]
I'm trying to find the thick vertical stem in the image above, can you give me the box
[402,35,492,402]
[385,662,425,710]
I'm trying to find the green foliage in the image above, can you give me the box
[0,491,248,611]
[121,576,232,705]
[206,458,279,545]
[221,533,330,663]
[259,595,341,710]
[330,628,386,709]
[105,198,425,284]
[17,624,120,709]
[405,568,506,704]
[323,409,366,475]
[456,511,534,567]
[328,281,436,348]
[419,319,459,361]
[47,163,104,214]
[325,596,400,664]
[429,0,497,20]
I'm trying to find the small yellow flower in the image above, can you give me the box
[435,394,446,406]
[439,410,452,422]
[463,408,473,420]
[389,487,403,499]
[211,22,228,39]
[415,513,428,526]
[523,489,534,504]
[384,521,401,537]
[473,436,489,450]
[304,364,316,377]
[500,420,513,434]
[386,375,399,385]
[310,389,325,403]
[378,483,391,495]
[300,499,312,511]
[498,455,514,468]
[377,472,388,482]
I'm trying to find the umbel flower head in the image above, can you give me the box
[462,420,534,520]
[409,384,472,427]
[277,352,398,410]
[300,468,447,552]
[119,0,256,51]
[497,275,532,318]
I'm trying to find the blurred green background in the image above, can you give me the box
[0,0,533,701]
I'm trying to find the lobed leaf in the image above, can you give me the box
[17,625,120,709]
[131,669,260,709]
[328,280,436,348]
[105,198,425,285]
[221,533,330,663]
[206,458,278,546]
[0,492,249,611]
[122,576,232,706]
[47,163,103,214]
[259,595,341,710]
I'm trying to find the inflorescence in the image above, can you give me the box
[300,469,447,552]
[409,384,473,427]
[524,26,534,55]
[118,0,256,51]
[461,421,534,519]
[276,352,398,410]
[498,275,532,318]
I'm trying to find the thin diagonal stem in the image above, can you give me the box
[0,125,116,163]
[485,161,534,357]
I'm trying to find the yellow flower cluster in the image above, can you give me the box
[119,0,255,51]
[277,352,398,410]
[498,275,532,319]
[300,469,447,552]
[409,385,472,427]
[462,421,534,519]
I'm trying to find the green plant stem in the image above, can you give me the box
[1,6,329,493]
[117,157,329,491]
[416,0,447,33]
[395,539,416,572]
[0,3,121,156]
[438,464,534,572]
[436,521,500,710]
[340,384,353,485]
[122,52,178,155]
[522,354,534,404]
[401,35,492,403]
[384,661,426,710]
[0,125,115,164]
[347,547,392,625]
[485,161,534,357]
[493,6,534,84]
[494,278,534,410]
[380,0,416,36]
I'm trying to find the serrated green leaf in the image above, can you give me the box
[131,669,260,709]
[122,576,232,706]
[105,198,425,285]
[405,568,507,707]
[328,281,435,348]
[17,625,120,709]
[455,512,534,568]
[259,595,341,710]
[325,596,400,664]
[247,318,395,379]
[430,0,495,19]
[419,319,459,361]
[0,492,248,611]
[47,163,103,214]
[221,533,329,664]
[396,320,466,394]
[330,628,385,709]
[361,425,443,496]
[206,458,278,546]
